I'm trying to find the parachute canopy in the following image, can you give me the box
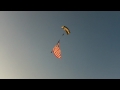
[61,26,70,35]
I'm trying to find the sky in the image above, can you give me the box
[0,11,120,79]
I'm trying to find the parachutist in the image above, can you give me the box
[58,40,60,43]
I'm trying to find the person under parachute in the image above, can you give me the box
[51,26,71,59]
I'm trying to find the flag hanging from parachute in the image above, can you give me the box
[52,41,61,59]
[51,26,71,59]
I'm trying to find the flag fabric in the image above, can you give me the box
[52,42,61,59]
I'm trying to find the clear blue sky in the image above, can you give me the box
[1,11,120,79]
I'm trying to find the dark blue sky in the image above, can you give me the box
[1,11,120,79]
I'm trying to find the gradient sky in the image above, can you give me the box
[1,11,120,79]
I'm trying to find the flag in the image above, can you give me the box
[52,42,61,59]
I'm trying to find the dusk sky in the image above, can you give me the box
[1,11,120,79]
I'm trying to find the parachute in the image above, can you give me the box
[51,26,71,59]
[61,26,70,35]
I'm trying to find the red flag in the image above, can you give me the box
[52,42,61,59]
